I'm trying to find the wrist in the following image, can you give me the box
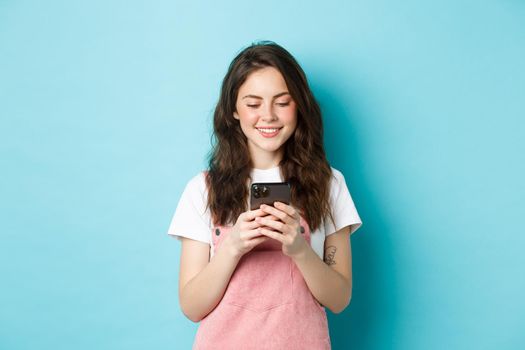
[221,237,243,262]
[290,240,312,264]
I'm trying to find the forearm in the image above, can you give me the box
[180,247,241,322]
[291,245,352,313]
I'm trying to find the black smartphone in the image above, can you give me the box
[250,182,291,210]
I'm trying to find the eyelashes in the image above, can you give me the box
[247,102,291,108]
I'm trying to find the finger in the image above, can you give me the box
[258,227,285,243]
[247,215,282,230]
[244,215,280,230]
[255,216,286,233]
[240,228,265,240]
[243,208,268,221]
[273,202,300,220]
[243,220,262,230]
[260,204,295,225]
[248,236,268,248]
[261,214,279,221]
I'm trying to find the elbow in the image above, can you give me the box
[180,294,204,323]
[181,305,204,323]
[329,295,352,314]
[329,282,352,314]
[186,313,203,323]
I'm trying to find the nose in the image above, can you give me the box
[260,103,277,122]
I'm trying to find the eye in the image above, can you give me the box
[247,104,260,108]
[276,101,290,107]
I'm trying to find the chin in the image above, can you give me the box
[253,142,284,153]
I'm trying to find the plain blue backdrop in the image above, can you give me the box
[1,1,524,349]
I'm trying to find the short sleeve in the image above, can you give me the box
[166,172,212,244]
[324,168,363,236]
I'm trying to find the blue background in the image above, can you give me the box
[1,1,524,349]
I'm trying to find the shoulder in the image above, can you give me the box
[327,166,356,206]
[178,171,209,207]
[168,171,213,243]
[330,167,345,182]
[324,166,362,235]
[328,167,347,192]
[183,171,208,195]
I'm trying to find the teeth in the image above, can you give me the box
[258,128,279,133]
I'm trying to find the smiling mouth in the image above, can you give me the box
[256,127,283,137]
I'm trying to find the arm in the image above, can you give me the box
[257,202,353,314]
[291,226,352,313]
[178,209,271,322]
[178,237,241,322]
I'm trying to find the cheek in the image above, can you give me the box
[237,109,259,125]
[281,107,298,126]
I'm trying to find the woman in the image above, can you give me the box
[167,41,362,349]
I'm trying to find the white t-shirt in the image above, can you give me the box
[167,166,362,259]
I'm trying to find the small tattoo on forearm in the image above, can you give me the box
[324,246,337,266]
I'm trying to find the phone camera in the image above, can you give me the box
[252,185,269,198]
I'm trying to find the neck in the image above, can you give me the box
[249,147,283,170]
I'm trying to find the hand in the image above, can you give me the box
[256,202,309,259]
[223,208,278,259]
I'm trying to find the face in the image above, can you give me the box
[234,66,298,166]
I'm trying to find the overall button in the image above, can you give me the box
[215,228,221,236]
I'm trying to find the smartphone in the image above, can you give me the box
[250,182,291,210]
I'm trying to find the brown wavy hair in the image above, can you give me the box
[206,41,334,231]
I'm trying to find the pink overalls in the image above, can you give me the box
[193,216,331,349]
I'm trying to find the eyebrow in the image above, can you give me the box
[241,92,291,100]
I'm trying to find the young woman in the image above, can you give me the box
[167,41,362,349]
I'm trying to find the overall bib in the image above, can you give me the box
[193,216,331,349]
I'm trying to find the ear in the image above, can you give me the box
[233,111,240,120]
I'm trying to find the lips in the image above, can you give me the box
[256,127,282,138]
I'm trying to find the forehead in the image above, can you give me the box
[238,67,289,96]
